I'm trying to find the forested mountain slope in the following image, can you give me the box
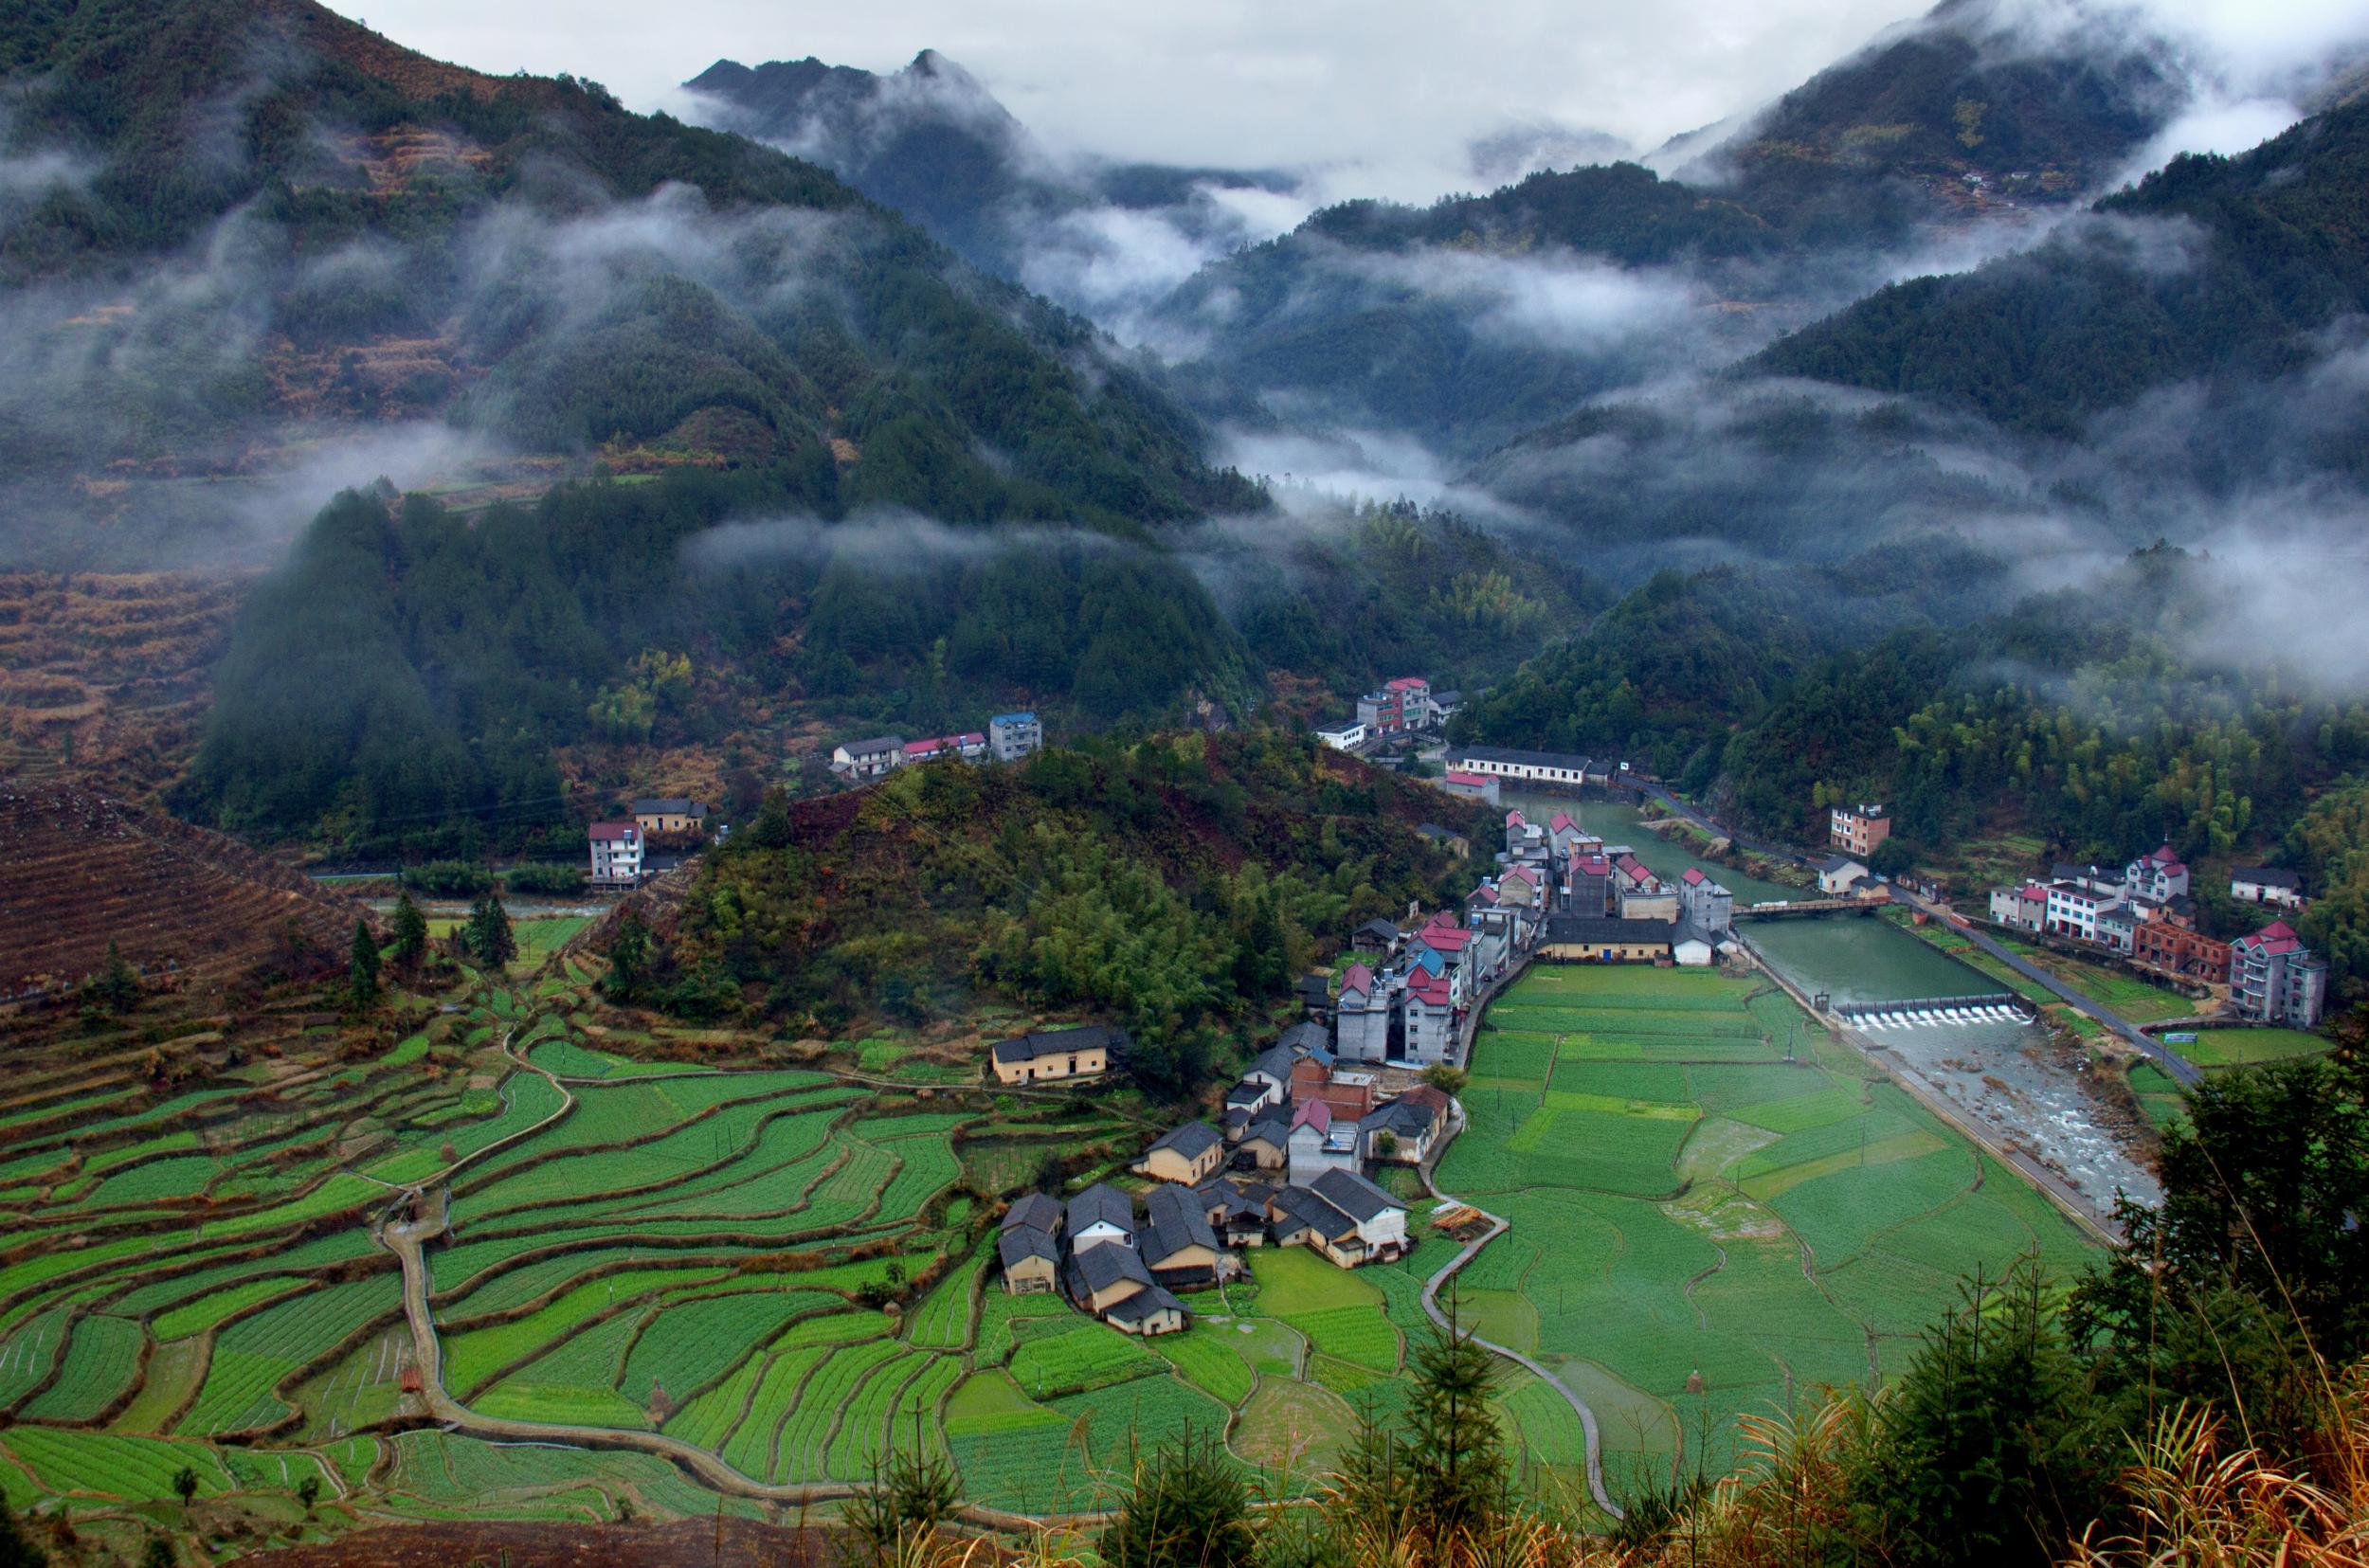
[0,0,1257,564]
[1756,93,2369,437]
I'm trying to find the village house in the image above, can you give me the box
[1439,768,1500,804]
[2231,866,2305,909]
[1678,868,1735,934]
[2042,880,2121,944]
[1269,1169,1410,1267]
[1237,1108,1291,1171]
[1064,1183,1135,1253]
[1351,918,1402,954]
[1290,1054,1378,1121]
[1141,1183,1226,1289]
[1988,884,2048,932]
[1315,721,1368,752]
[1135,1122,1225,1185]
[830,736,906,780]
[1334,962,1392,1063]
[1193,1179,1275,1248]
[1816,856,1872,896]
[1356,676,1438,735]
[2229,921,2329,1028]
[988,1024,1122,1086]
[630,798,707,838]
[903,732,989,765]
[1402,966,1458,1064]
[2125,845,2191,904]
[1066,1240,1156,1314]
[1450,746,1610,791]
[1286,1100,1360,1183]
[1360,1097,1439,1163]
[2096,903,2138,955]
[988,712,1042,762]
[1538,915,1674,964]
[1615,856,1679,921]
[1829,802,1890,859]
[1102,1281,1190,1336]
[588,820,643,888]
[1418,823,1473,859]
[2132,918,2233,984]
[997,1194,1064,1295]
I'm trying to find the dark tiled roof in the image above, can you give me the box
[1066,1182,1133,1237]
[1454,745,1594,770]
[1543,915,1675,946]
[1311,1167,1405,1224]
[1146,1122,1221,1162]
[1002,1193,1063,1235]
[1271,1183,1353,1240]
[1279,1021,1331,1055]
[998,1228,1059,1271]
[992,1025,1126,1064]
[1104,1284,1187,1325]
[630,798,704,815]
[1146,1183,1221,1254]
[1071,1241,1152,1295]
[2233,866,2300,888]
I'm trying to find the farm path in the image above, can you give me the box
[1419,1103,1623,1521]
[371,1014,1091,1532]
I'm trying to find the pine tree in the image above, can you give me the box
[602,911,650,1002]
[466,892,516,968]
[389,891,428,967]
[348,919,381,1007]
[1403,1294,1509,1541]
[88,940,139,1014]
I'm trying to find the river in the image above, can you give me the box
[1499,791,2161,1211]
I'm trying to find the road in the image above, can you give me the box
[1417,1108,1622,1520]
[1634,782,1803,865]
[1890,887,2203,1089]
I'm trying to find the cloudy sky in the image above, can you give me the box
[326,0,2368,201]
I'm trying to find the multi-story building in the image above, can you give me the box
[588,821,643,887]
[1315,722,1367,752]
[1988,884,2047,932]
[1355,676,1433,735]
[2096,903,2138,955]
[989,712,1042,762]
[2043,880,2121,943]
[2125,845,2191,904]
[1829,802,1891,859]
[1333,963,1392,1064]
[630,798,707,838]
[1678,868,1734,934]
[2228,921,2329,1028]
[830,736,906,779]
[2132,919,2232,984]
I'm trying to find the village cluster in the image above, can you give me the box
[828,712,1043,782]
[991,1021,1438,1336]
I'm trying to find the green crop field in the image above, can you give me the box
[2179,1027,2329,1068]
[1438,963,2099,1477]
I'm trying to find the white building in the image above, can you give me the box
[1315,722,1367,752]
[989,712,1042,763]
[2124,845,2191,904]
[1333,963,1392,1064]
[2231,867,2304,909]
[1988,884,2046,932]
[588,820,642,887]
[2043,880,2122,944]
[1816,856,1870,895]
[830,736,906,779]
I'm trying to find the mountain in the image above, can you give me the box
[1754,91,2369,440]
[1138,0,2249,459]
[0,1,1258,567]
[682,51,1305,322]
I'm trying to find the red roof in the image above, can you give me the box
[1292,1100,1332,1132]
[1444,769,1491,785]
[1504,864,1541,887]
[1548,811,1577,832]
[1506,810,1526,826]
[2240,921,2299,951]
[1469,884,1499,905]
[1420,926,1472,953]
[588,821,638,839]
[1406,970,1454,1006]
[1681,867,1706,886]
[957,731,986,746]
[2020,884,2050,900]
[1385,676,1428,691]
[1340,963,1375,995]
[1580,855,1610,874]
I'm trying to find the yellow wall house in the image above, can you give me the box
[990,1024,1122,1086]
[631,797,707,837]
[1133,1122,1224,1185]
[1538,916,1673,964]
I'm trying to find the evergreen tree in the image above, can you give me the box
[347,919,381,1007]
[1095,1426,1256,1568]
[87,940,139,1014]
[466,892,516,967]
[389,891,428,967]
[602,911,650,1002]
[1402,1295,1510,1541]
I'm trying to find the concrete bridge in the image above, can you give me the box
[1734,896,1883,920]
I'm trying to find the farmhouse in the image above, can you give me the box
[1141,1183,1225,1289]
[1102,1284,1189,1336]
[1816,856,1871,895]
[1237,1108,1291,1170]
[1538,915,1673,964]
[588,820,643,888]
[1269,1169,1410,1267]
[1988,884,2047,932]
[2125,845,2190,904]
[1439,768,1500,804]
[1135,1121,1225,1185]
[1360,1097,1438,1163]
[1064,1183,1135,1253]
[2231,866,2304,908]
[997,1218,1061,1294]
[988,1024,1121,1086]
[1287,1099,1360,1182]
[630,798,707,838]
[830,736,906,780]
[2229,921,2329,1028]
[1066,1240,1156,1314]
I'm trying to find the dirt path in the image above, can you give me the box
[1418,1105,1623,1521]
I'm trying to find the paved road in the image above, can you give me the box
[1635,783,1803,866]
[1418,1108,1622,1520]
[1891,888,2203,1089]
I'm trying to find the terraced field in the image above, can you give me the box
[1439,963,2100,1491]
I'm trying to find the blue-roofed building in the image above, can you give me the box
[990,712,1042,762]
